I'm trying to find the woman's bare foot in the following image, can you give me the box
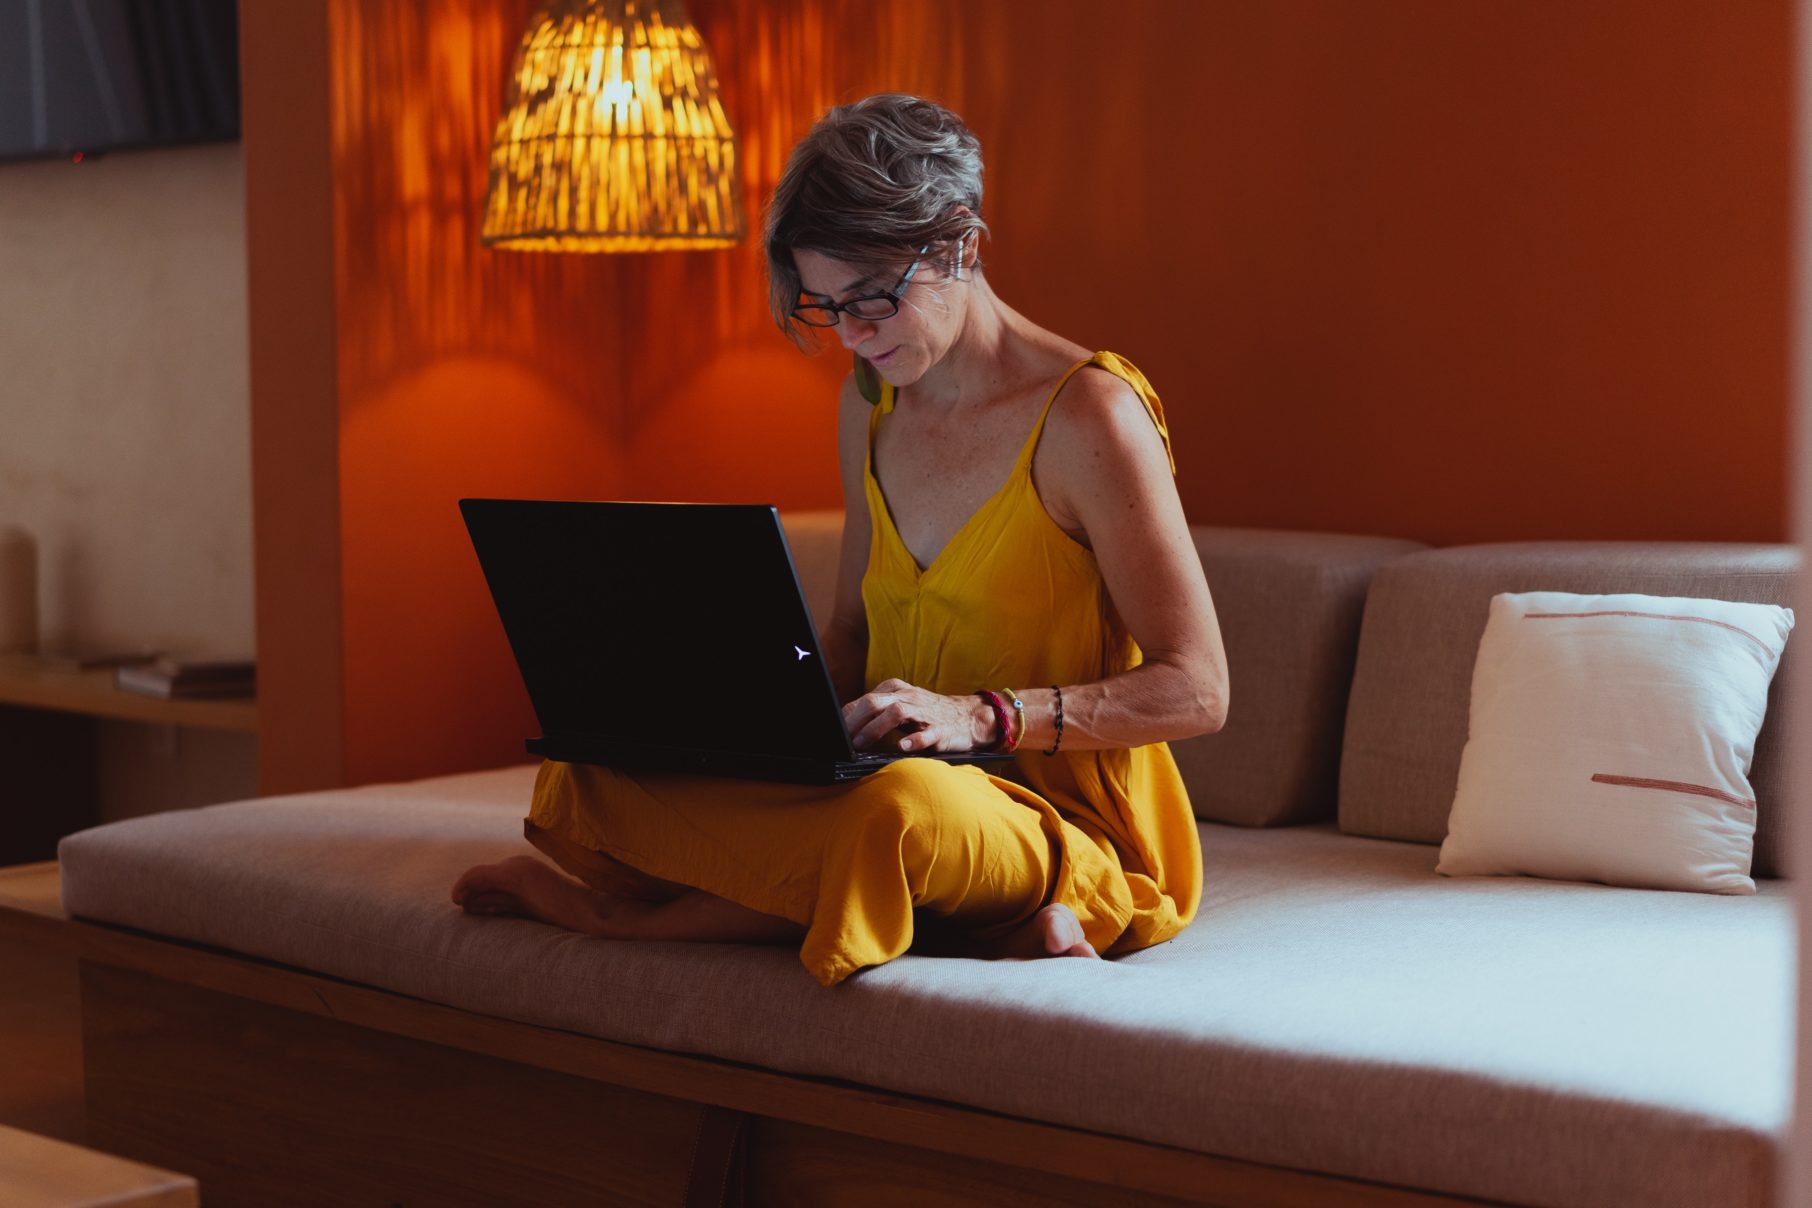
[451,854,803,945]
[957,902,1099,961]
[451,854,637,935]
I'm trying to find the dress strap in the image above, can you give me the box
[1016,351,1177,477]
[1094,350,1176,476]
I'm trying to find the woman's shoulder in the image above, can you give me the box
[1046,350,1150,427]
[1009,326,1150,447]
[1037,351,1170,490]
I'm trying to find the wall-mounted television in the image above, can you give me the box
[0,0,240,164]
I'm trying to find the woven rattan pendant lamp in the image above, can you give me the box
[481,0,746,252]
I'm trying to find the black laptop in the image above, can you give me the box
[459,499,1019,785]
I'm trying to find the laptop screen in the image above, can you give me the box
[460,499,856,760]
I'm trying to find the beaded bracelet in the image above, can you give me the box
[999,687,1026,753]
[977,689,1013,753]
[1044,684,1065,755]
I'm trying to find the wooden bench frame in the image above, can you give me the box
[0,861,1510,1207]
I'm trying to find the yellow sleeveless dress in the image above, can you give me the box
[527,351,1202,986]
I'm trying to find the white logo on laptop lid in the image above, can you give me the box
[795,645,811,660]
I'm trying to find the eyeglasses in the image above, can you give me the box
[790,245,931,328]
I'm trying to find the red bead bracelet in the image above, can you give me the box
[977,689,1017,754]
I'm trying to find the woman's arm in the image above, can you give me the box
[1006,366,1228,751]
[843,368,1228,755]
[822,372,873,706]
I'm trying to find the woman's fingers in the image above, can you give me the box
[842,687,899,736]
[844,682,920,745]
[852,698,914,750]
[842,682,977,753]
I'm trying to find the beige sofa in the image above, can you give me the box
[8,511,1800,1207]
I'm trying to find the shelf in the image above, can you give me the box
[0,655,257,734]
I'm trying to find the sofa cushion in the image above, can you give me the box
[1174,527,1426,826]
[781,510,1425,828]
[58,765,1792,1208]
[777,510,845,638]
[1439,590,1792,895]
[1339,542,1800,878]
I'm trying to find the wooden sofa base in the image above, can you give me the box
[87,964,1212,1208]
[3,863,1506,1207]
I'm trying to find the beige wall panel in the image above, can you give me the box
[0,143,252,658]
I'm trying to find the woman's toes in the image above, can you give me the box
[450,867,487,905]
[462,889,525,917]
[451,857,541,910]
[1038,903,1088,955]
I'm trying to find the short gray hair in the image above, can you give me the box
[764,93,990,347]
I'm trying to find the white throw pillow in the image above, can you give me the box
[1436,590,1794,894]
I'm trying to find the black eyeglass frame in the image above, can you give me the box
[790,244,933,328]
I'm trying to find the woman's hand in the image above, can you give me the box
[842,678,995,753]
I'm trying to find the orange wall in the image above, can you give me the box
[332,0,635,785]
[632,0,1791,542]
[611,1,974,512]
[984,1,1788,543]
[248,0,1791,790]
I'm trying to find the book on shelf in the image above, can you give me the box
[116,656,256,700]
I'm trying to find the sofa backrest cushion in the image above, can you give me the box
[778,510,845,639]
[1338,542,1800,879]
[1172,527,1427,825]
[781,510,1425,828]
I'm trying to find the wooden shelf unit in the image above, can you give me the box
[0,656,256,734]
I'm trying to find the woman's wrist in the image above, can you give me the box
[978,689,1021,753]
[957,686,1069,753]
[969,695,1001,750]
[1008,687,1060,754]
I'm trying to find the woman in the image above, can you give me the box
[451,94,1228,987]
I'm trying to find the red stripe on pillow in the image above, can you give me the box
[1525,610,1776,658]
[1590,773,1756,810]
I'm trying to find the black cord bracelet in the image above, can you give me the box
[1044,684,1064,755]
